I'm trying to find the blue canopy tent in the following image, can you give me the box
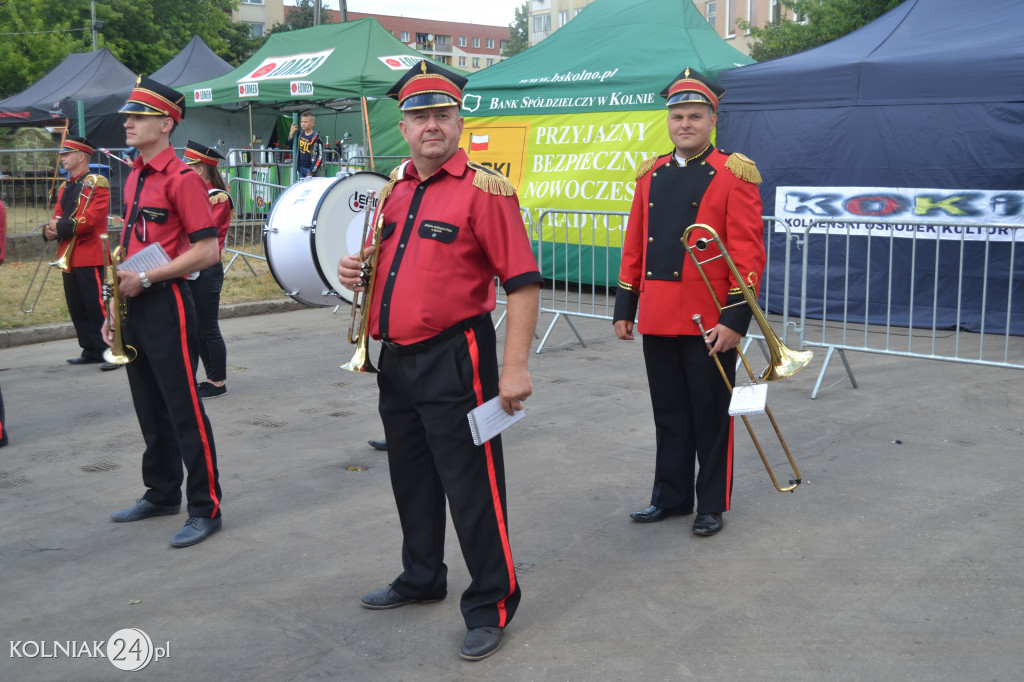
[718,0,1024,334]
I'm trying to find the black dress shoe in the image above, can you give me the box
[360,585,444,610]
[367,439,388,451]
[460,626,503,661]
[629,505,693,523]
[111,498,181,522]
[100,361,122,371]
[67,356,102,365]
[692,512,724,536]
[170,516,222,547]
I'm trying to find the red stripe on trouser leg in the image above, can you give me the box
[725,417,734,511]
[464,328,517,627]
[171,284,220,517]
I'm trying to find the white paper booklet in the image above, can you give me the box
[467,396,526,446]
[116,242,172,273]
[729,383,769,416]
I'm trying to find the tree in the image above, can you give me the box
[501,2,529,58]
[268,0,333,35]
[0,0,257,99]
[739,0,903,62]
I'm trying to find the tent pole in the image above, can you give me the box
[248,103,254,166]
[76,100,87,136]
[361,97,374,172]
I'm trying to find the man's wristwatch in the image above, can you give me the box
[139,271,152,289]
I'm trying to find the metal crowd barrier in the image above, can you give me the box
[796,219,1024,398]
[224,176,287,274]
[531,209,628,352]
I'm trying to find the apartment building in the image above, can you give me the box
[527,0,804,56]
[232,0,285,37]
[348,13,510,72]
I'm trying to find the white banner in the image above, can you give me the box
[775,186,1024,241]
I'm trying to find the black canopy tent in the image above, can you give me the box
[718,0,1024,333]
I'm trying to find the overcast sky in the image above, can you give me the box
[289,1,525,27]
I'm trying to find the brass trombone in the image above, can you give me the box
[20,227,59,313]
[101,234,137,366]
[340,194,382,373]
[683,223,812,492]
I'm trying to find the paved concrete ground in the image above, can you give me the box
[1,307,1021,681]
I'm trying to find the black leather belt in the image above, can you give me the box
[381,313,488,355]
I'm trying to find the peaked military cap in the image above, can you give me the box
[386,60,468,111]
[660,67,725,112]
[120,75,186,123]
[59,134,95,156]
[183,140,224,166]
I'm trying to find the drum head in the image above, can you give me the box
[312,172,389,304]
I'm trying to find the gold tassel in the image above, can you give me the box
[724,153,762,185]
[635,154,660,181]
[468,161,515,196]
[209,191,229,205]
[375,163,404,205]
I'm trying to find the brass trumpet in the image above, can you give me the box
[101,234,137,366]
[341,194,382,373]
[683,223,812,492]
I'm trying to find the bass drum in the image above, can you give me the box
[264,171,388,307]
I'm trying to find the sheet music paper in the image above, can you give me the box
[116,242,172,273]
[466,396,526,446]
[729,383,769,416]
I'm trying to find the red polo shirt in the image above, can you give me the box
[122,146,217,259]
[369,149,541,345]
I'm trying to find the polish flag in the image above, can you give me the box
[470,134,489,151]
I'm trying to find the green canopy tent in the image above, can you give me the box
[460,0,754,284]
[183,18,460,180]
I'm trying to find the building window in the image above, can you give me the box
[559,10,569,26]
[770,0,782,23]
[245,21,264,36]
[472,57,480,68]
[487,58,495,66]
[726,0,736,38]
[458,56,467,67]
[472,37,480,48]
[241,0,263,4]
[458,35,467,46]
[400,31,410,42]
[500,39,509,50]
[486,38,494,49]
[705,1,716,28]
[745,0,756,34]
[533,13,551,33]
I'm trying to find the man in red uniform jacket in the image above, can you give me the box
[339,61,541,662]
[43,135,114,369]
[614,67,766,537]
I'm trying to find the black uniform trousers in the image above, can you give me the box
[642,334,736,514]
[186,262,227,383]
[0,384,7,447]
[123,280,221,518]
[377,313,521,630]
[62,266,107,360]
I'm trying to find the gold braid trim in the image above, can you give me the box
[724,153,762,185]
[209,191,230,205]
[468,161,515,196]
[634,154,659,180]
[617,280,639,294]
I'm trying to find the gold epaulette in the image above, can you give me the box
[83,173,110,189]
[467,161,515,196]
[209,191,230,205]
[635,154,660,181]
[724,153,762,185]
